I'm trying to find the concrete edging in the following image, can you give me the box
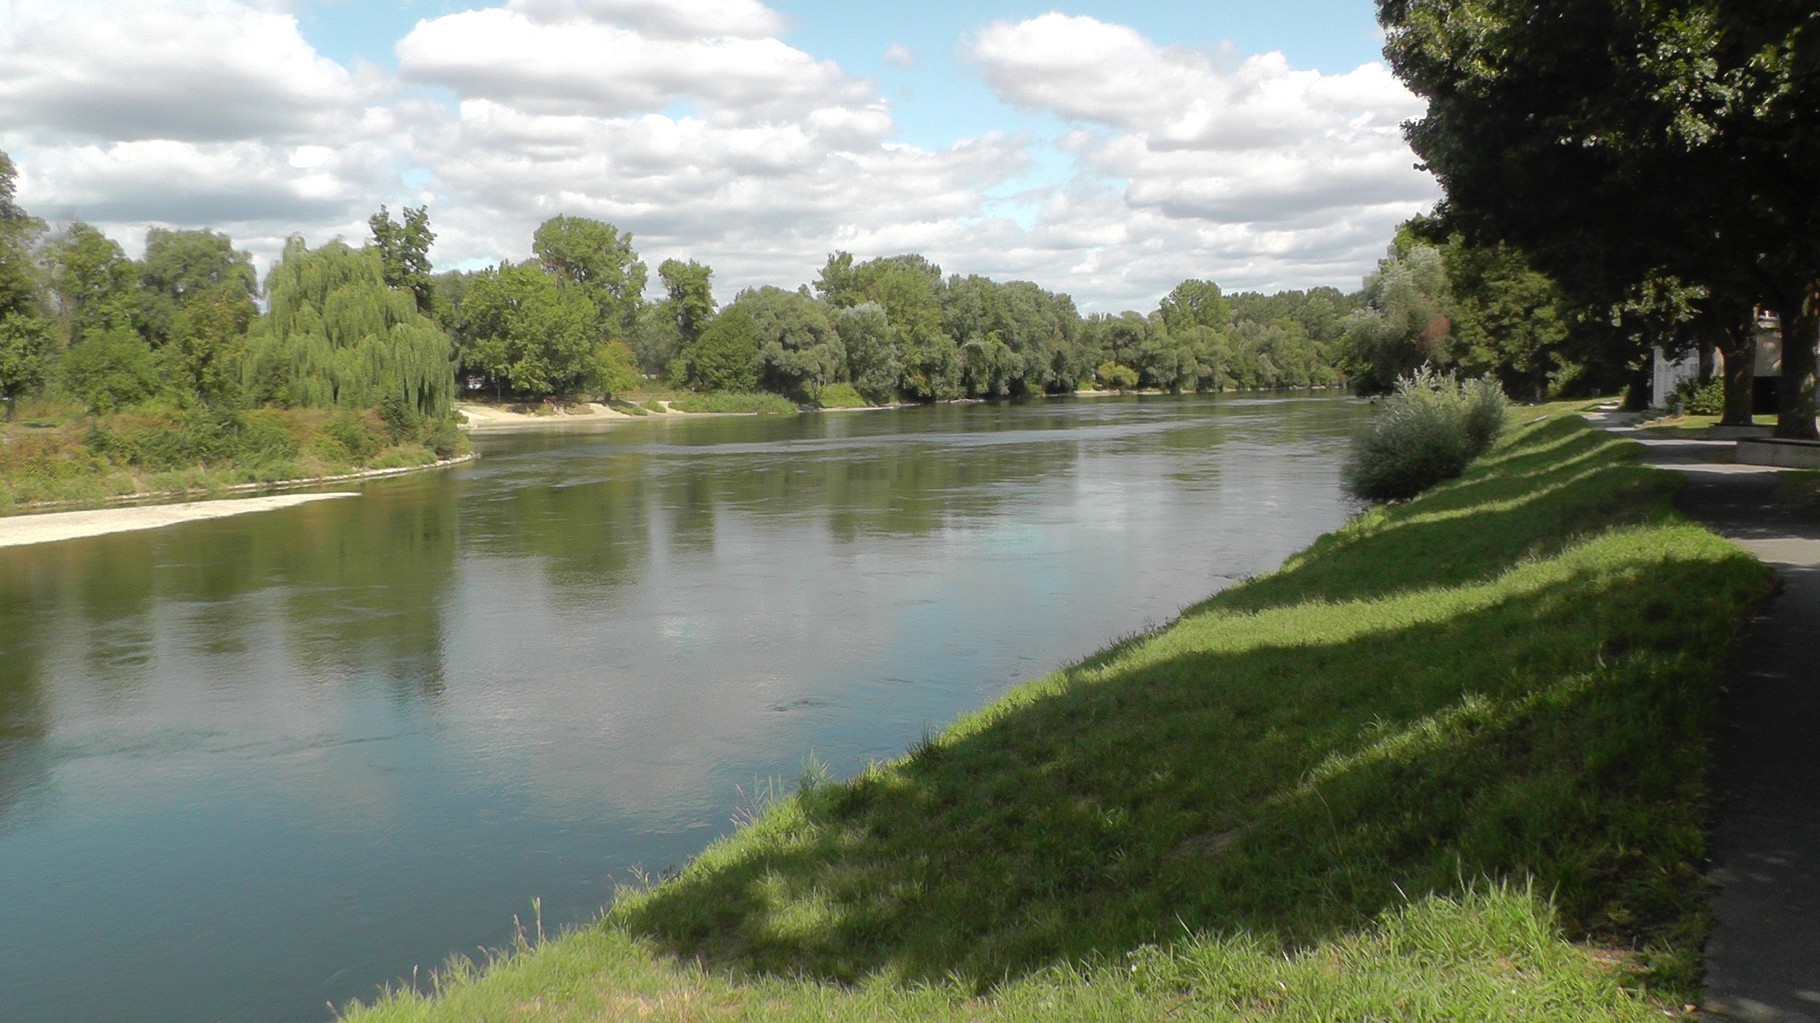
[1736,437,1820,469]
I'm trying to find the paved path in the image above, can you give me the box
[1586,413,1820,1021]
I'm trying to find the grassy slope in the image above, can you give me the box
[347,410,1771,1022]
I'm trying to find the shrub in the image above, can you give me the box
[1344,366,1508,502]
[378,394,421,442]
[322,410,383,465]
[815,382,869,409]
[1096,360,1140,391]
[423,418,464,460]
[237,409,301,467]
[669,392,799,415]
[1671,376,1723,416]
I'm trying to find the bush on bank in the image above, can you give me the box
[1345,366,1508,502]
[0,401,470,511]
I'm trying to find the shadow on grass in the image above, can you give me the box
[611,416,1769,993]
[1217,418,1669,612]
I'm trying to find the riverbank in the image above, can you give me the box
[0,405,471,513]
[0,453,476,549]
[0,491,360,548]
[346,407,1769,1023]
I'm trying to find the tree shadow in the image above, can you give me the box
[1217,419,1670,612]
[611,525,1763,992]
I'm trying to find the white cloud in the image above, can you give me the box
[0,1,1437,309]
[0,0,364,143]
[958,13,1436,301]
[884,44,916,70]
[525,0,787,40]
[396,2,865,118]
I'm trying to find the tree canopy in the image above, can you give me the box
[1378,0,1820,433]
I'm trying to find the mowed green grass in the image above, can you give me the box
[347,410,1770,1022]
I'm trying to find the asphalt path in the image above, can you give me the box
[1585,413,1820,1022]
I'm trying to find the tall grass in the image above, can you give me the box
[346,408,1769,1023]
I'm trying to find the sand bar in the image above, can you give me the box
[0,492,361,549]
[457,401,646,432]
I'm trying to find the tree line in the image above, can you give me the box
[1,139,1703,424]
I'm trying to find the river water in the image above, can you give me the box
[0,394,1367,1023]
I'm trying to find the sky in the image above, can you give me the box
[0,0,1440,312]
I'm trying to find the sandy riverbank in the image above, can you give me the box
[457,401,655,432]
[0,492,361,549]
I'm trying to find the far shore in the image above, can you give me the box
[452,389,1200,432]
[0,453,478,548]
[0,492,361,549]
[457,400,645,432]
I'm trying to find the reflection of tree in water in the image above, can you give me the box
[268,492,460,702]
[0,546,53,829]
[461,447,660,593]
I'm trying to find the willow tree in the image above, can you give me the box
[242,237,454,415]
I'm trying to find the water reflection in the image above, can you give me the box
[0,394,1367,1023]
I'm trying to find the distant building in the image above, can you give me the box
[1651,309,1794,411]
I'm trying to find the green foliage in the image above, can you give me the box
[84,405,253,471]
[1343,242,1452,394]
[1377,0,1820,436]
[244,237,456,415]
[0,404,463,507]
[1156,278,1231,333]
[835,302,900,403]
[137,227,257,347]
[1442,237,1573,401]
[534,215,647,337]
[0,312,55,402]
[814,382,869,409]
[582,340,641,400]
[1671,375,1724,416]
[368,205,437,314]
[169,287,253,404]
[60,327,162,412]
[658,258,716,346]
[668,391,798,414]
[0,152,44,341]
[41,221,138,340]
[684,305,760,393]
[1094,360,1138,390]
[740,285,844,401]
[322,409,384,465]
[462,261,597,395]
[1345,366,1508,502]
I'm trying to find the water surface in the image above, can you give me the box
[0,394,1367,1022]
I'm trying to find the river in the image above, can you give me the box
[0,394,1368,1022]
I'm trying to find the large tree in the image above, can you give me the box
[736,286,844,402]
[533,215,646,339]
[42,222,138,340]
[0,151,50,411]
[243,238,454,414]
[138,227,258,349]
[462,262,596,396]
[1379,0,1820,435]
[368,205,436,314]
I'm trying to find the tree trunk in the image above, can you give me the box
[1719,320,1756,427]
[1775,280,1820,440]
